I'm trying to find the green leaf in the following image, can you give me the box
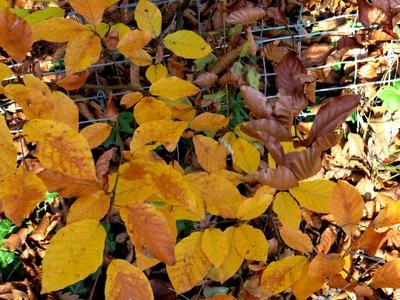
[194,53,217,72]
[377,86,400,111]
[0,219,14,240]
[45,192,59,204]
[0,250,16,268]
[25,7,65,25]
[245,65,261,90]
[118,111,134,134]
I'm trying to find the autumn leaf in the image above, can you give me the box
[68,0,106,26]
[80,123,113,149]
[191,112,229,131]
[279,226,313,253]
[273,192,301,228]
[234,224,268,262]
[201,228,229,268]
[67,190,110,224]
[164,30,212,59]
[261,255,307,295]
[0,9,32,61]
[0,62,13,81]
[0,115,16,181]
[134,97,172,125]
[237,185,275,220]
[56,71,90,90]
[41,220,106,293]
[135,0,162,37]
[373,201,400,228]
[0,168,46,226]
[120,203,176,265]
[150,76,200,100]
[232,138,260,174]
[105,259,154,300]
[251,165,299,190]
[227,6,266,25]
[127,49,153,66]
[51,91,80,131]
[145,64,168,83]
[372,259,400,289]
[193,135,227,172]
[121,92,143,108]
[117,29,152,57]
[32,17,87,43]
[166,231,211,293]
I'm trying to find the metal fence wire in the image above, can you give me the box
[1,0,399,126]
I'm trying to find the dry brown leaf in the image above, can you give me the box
[252,166,299,190]
[226,6,266,25]
[194,72,218,86]
[316,227,336,254]
[209,48,241,74]
[372,259,400,289]
[351,228,388,256]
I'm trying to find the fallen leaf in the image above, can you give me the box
[372,259,400,289]
[227,6,266,25]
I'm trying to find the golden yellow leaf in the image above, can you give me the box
[117,29,152,55]
[201,228,229,268]
[65,30,101,75]
[149,76,199,100]
[185,172,244,218]
[51,91,79,131]
[372,258,400,288]
[135,0,162,37]
[67,190,110,224]
[145,64,168,83]
[128,49,153,66]
[234,224,268,261]
[0,0,8,8]
[373,201,400,228]
[0,168,46,226]
[68,0,105,25]
[135,249,161,270]
[273,192,301,228]
[214,169,241,187]
[166,231,211,294]
[0,115,16,181]
[279,226,313,253]
[109,22,130,38]
[231,137,260,174]
[134,97,172,125]
[105,0,119,8]
[80,123,113,149]
[24,119,97,181]
[41,220,106,293]
[0,9,32,61]
[191,112,229,132]
[23,74,51,97]
[130,120,187,152]
[105,259,154,300]
[208,226,244,283]
[32,17,87,43]
[121,203,175,265]
[237,185,275,220]
[289,179,335,213]
[193,135,226,172]
[260,255,307,295]
[164,30,212,59]
[292,261,321,300]
[0,62,13,81]
[121,92,143,108]
[330,180,364,236]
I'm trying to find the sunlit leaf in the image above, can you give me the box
[373,201,400,228]
[67,190,110,224]
[372,259,400,289]
[237,185,275,220]
[164,30,212,59]
[121,92,143,108]
[56,71,90,91]
[201,228,229,268]
[145,64,168,83]
[32,17,87,43]
[279,226,313,253]
[0,62,14,81]
[227,7,266,25]
[232,138,260,174]
[273,192,301,228]
[134,0,162,37]
[234,224,268,261]
[68,0,106,26]
[117,29,152,56]
[0,115,16,181]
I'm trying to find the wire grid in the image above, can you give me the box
[1,1,399,125]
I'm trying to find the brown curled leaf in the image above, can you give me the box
[243,118,291,142]
[209,48,241,74]
[266,7,288,25]
[313,130,342,151]
[253,166,299,190]
[226,6,266,25]
[284,147,322,180]
[194,72,218,87]
[240,85,272,119]
[219,68,245,86]
[275,51,307,95]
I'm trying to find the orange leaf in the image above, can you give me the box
[120,202,176,265]
[32,17,86,43]
[117,29,152,56]
[193,135,226,172]
[68,0,106,26]
[373,200,400,228]
[80,123,113,149]
[191,112,229,131]
[372,259,400,289]
[105,259,154,300]
[67,190,110,224]
[0,115,16,181]
[56,71,90,90]
[0,168,46,226]
[351,228,388,256]
[252,166,299,190]
[279,226,313,253]
[134,97,172,125]
[201,228,229,268]
[0,9,32,61]
[316,227,336,254]
[330,180,364,236]
[234,224,268,262]
[121,92,143,108]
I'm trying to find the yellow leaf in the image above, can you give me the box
[191,112,229,131]
[166,231,211,294]
[68,0,105,25]
[128,49,153,66]
[135,249,161,270]
[208,226,244,283]
[105,259,154,300]
[260,255,307,295]
[201,228,229,268]
[289,179,335,213]
[130,119,187,152]
[0,0,8,8]
[185,172,244,218]
[25,7,65,26]
[0,115,16,181]
[65,30,101,75]
[279,226,313,253]
[121,92,143,108]
[134,97,172,125]
[0,9,32,61]
[214,169,241,186]
[24,119,97,181]
[234,224,268,262]
[0,63,13,81]
[372,258,400,289]
[0,168,46,226]
[105,0,119,8]
[41,220,106,293]
[164,30,212,59]
[51,91,79,131]
[117,29,152,56]
[273,192,301,228]
[145,64,168,83]
[150,76,199,100]
[231,138,260,174]
[373,201,400,228]
[120,202,176,265]
[67,190,110,224]
[237,185,275,220]
[109,22,131,38]
[330,180,364,236]
[80,123,113,148]
[193,135,226,172]
[32,17,87,43]
[134,0,162,37]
